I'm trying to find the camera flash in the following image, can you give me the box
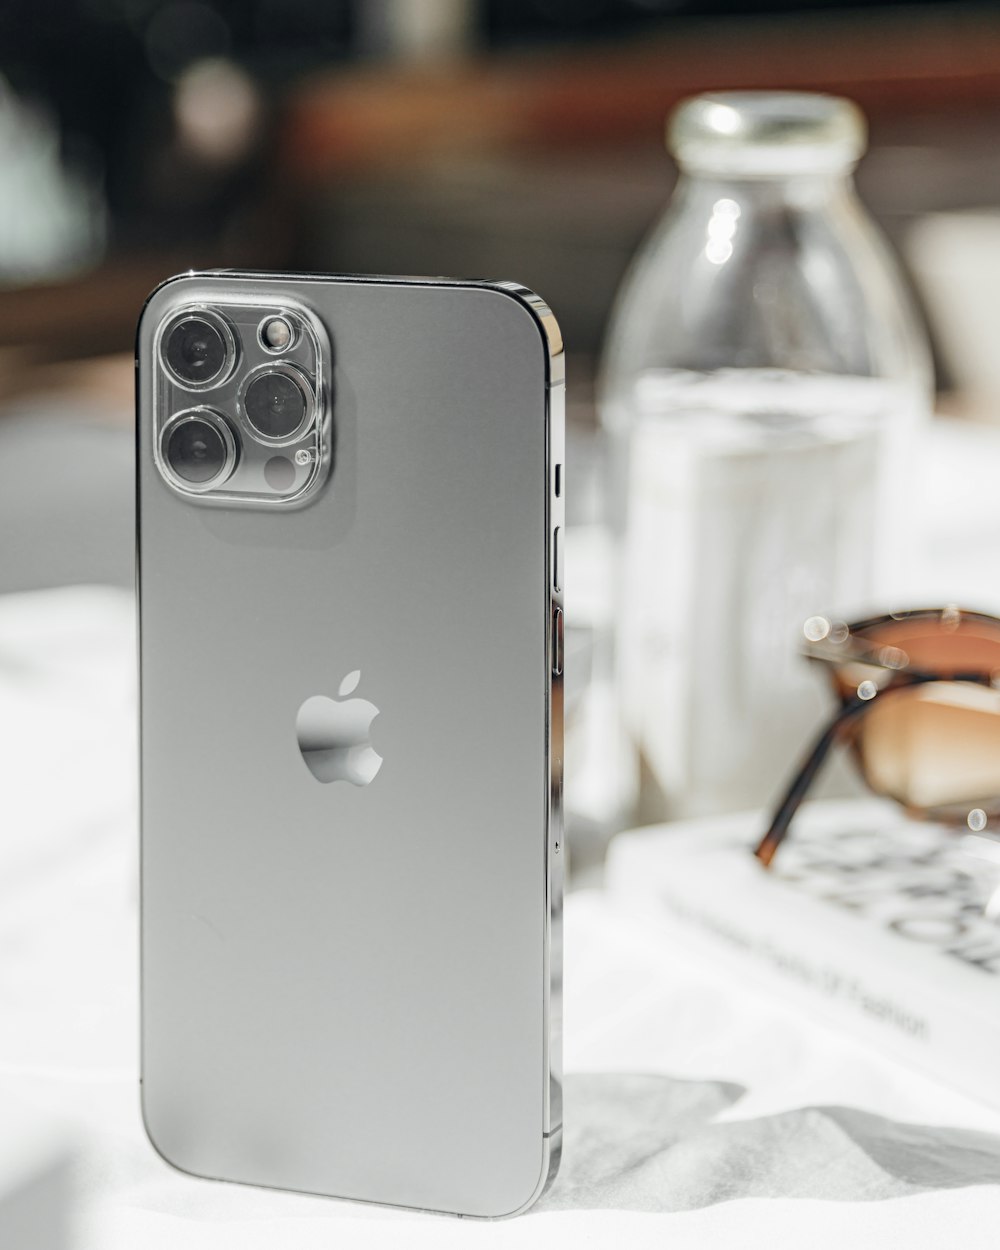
[262,317,293,351]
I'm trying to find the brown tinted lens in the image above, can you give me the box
[856,680,1000,810]
[829,616,1000,701]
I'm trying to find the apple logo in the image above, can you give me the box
[296,670,383,785]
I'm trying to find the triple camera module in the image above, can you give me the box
[154,303,329,505]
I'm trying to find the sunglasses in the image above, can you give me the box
[754,608,1000,868]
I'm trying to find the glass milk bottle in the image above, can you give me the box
[600,92,932,820]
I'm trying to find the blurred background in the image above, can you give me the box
[4,0,1000,865]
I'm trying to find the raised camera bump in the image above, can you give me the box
[152,295,330,507]
[159,409,239,494]
[161,309,237,390]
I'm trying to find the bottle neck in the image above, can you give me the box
[674,166,856,212]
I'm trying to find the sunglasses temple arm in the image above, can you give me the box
[754,698,870,868]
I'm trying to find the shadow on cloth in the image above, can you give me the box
[537,1073,1000,1212]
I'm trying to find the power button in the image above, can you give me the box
[551,608,563,677]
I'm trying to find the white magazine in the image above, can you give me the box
[605,799,1000,1109]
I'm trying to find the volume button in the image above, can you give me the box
[552,527,563,594]
[551,608,563,676]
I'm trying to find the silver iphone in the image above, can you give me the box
[136,271,564,1218]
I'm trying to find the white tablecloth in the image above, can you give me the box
[3,586,1000,1248]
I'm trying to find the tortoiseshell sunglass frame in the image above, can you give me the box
[754,607,1000,868]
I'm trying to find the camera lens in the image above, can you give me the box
[243,370,309,441]
[163,413,235,489]
[164,316,229,387]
